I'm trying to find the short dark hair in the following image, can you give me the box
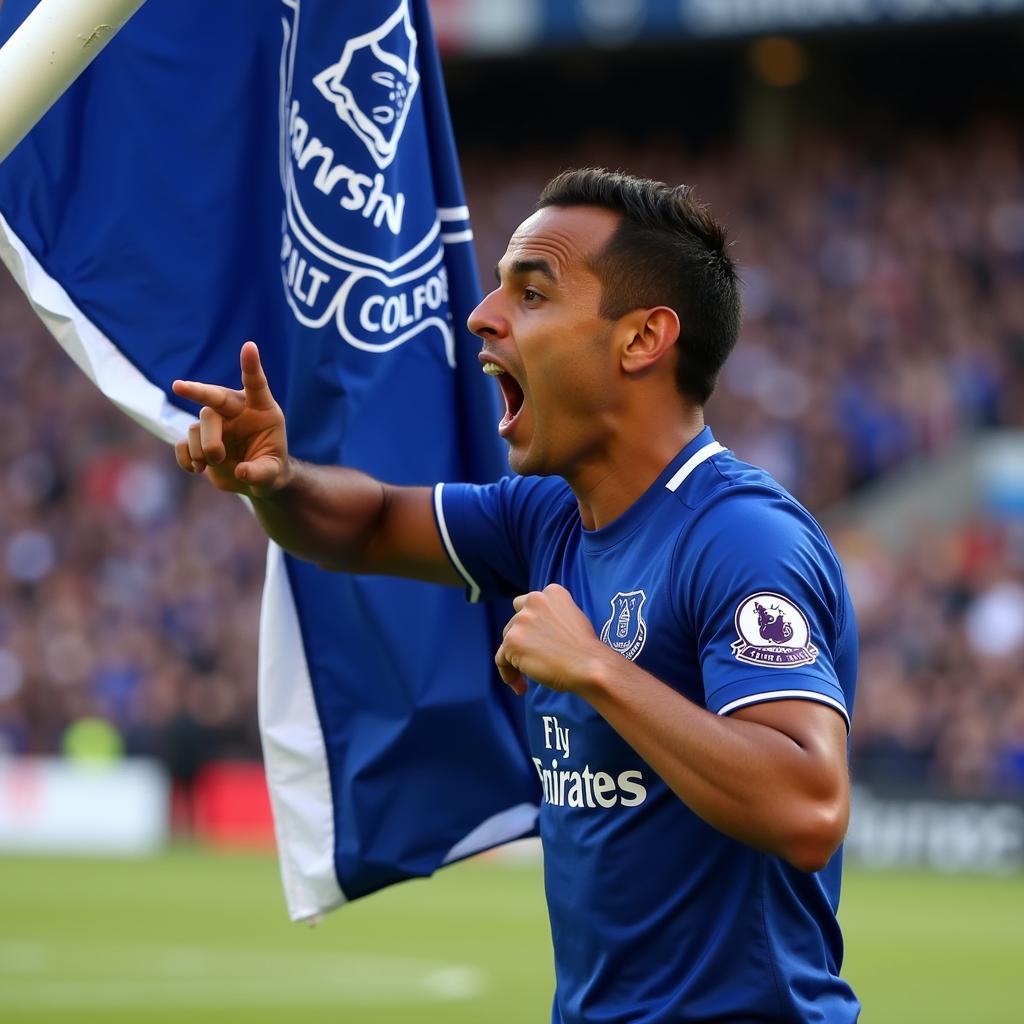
[537,168,741,406]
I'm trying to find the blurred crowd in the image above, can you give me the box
[837,519,1024,796]
[1,121,1023,799]
[0,313,266,798]
[464,120,1024,508]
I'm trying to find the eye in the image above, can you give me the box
[523,287,543,303]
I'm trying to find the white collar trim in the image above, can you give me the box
[664,441,726,493]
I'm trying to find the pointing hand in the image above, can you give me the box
[172,341,290,498]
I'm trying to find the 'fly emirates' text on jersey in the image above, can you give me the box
[435,427,860,1024]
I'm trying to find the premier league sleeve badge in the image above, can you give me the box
[731,592,819,668]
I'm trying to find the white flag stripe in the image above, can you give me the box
[0,212,194,443]
[258,542,346,921]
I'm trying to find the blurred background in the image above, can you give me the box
[2,1,1024,1021]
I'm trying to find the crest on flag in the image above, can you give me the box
[313,1,420,170]
[280,0,459,366]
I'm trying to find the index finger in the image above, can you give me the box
[171,379,245,417]
[240,341,275,411]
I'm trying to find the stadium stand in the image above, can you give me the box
[1,119,1022,799]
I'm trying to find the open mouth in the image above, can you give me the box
[482,361,525,435]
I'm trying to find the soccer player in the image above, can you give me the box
[173,169,860,1023]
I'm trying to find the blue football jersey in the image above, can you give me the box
[435,427,861,1024]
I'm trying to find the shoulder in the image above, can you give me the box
[440,473,575,556]
[681,451,835,557]
[477,473,576,531]
[671,450,848,610]
[441,472,571,513]
[435,474,575,601]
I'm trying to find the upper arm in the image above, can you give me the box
[732,698,851,867]
[356,475,564,597]
[358,484,462,587]
[732,699,850,800]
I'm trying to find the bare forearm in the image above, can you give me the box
[249,459,456,584]
[578,654,848,871]
[249,459,386,571]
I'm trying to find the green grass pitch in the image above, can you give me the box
[0,848,1021,1022]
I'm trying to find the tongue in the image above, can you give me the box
[499,374,524,420]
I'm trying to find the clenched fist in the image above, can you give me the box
[495,584,615,697]
[172,342,290,498]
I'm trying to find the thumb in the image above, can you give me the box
[236,455,283,495]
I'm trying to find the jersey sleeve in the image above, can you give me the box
[679,491,852,731]
[433,475,569,602]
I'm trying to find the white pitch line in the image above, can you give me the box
[0,941,488,1009]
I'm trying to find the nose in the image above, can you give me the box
[467,287,507,340]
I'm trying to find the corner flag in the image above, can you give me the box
[0,0,539,919]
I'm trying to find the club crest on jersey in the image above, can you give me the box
[313,2,419,170]
[599,591,648,662]
[731,592,819,668]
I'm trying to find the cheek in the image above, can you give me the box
[555,337,616,412]
[523,319,616,418]
[529,367,606,440]
[532,355,591,414]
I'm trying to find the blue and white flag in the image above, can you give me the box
[0,0,539,918]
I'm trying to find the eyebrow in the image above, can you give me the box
[494,257,559,285]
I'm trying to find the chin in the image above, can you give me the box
[505,447,531,477]
[506,444,557,479]
[505,441,539,477]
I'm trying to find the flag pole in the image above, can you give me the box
[0,0,148,164]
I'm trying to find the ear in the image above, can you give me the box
[618,306,680,376]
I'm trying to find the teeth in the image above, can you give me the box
[482,361,505,376]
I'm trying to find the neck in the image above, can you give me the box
[567,405,706,531]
